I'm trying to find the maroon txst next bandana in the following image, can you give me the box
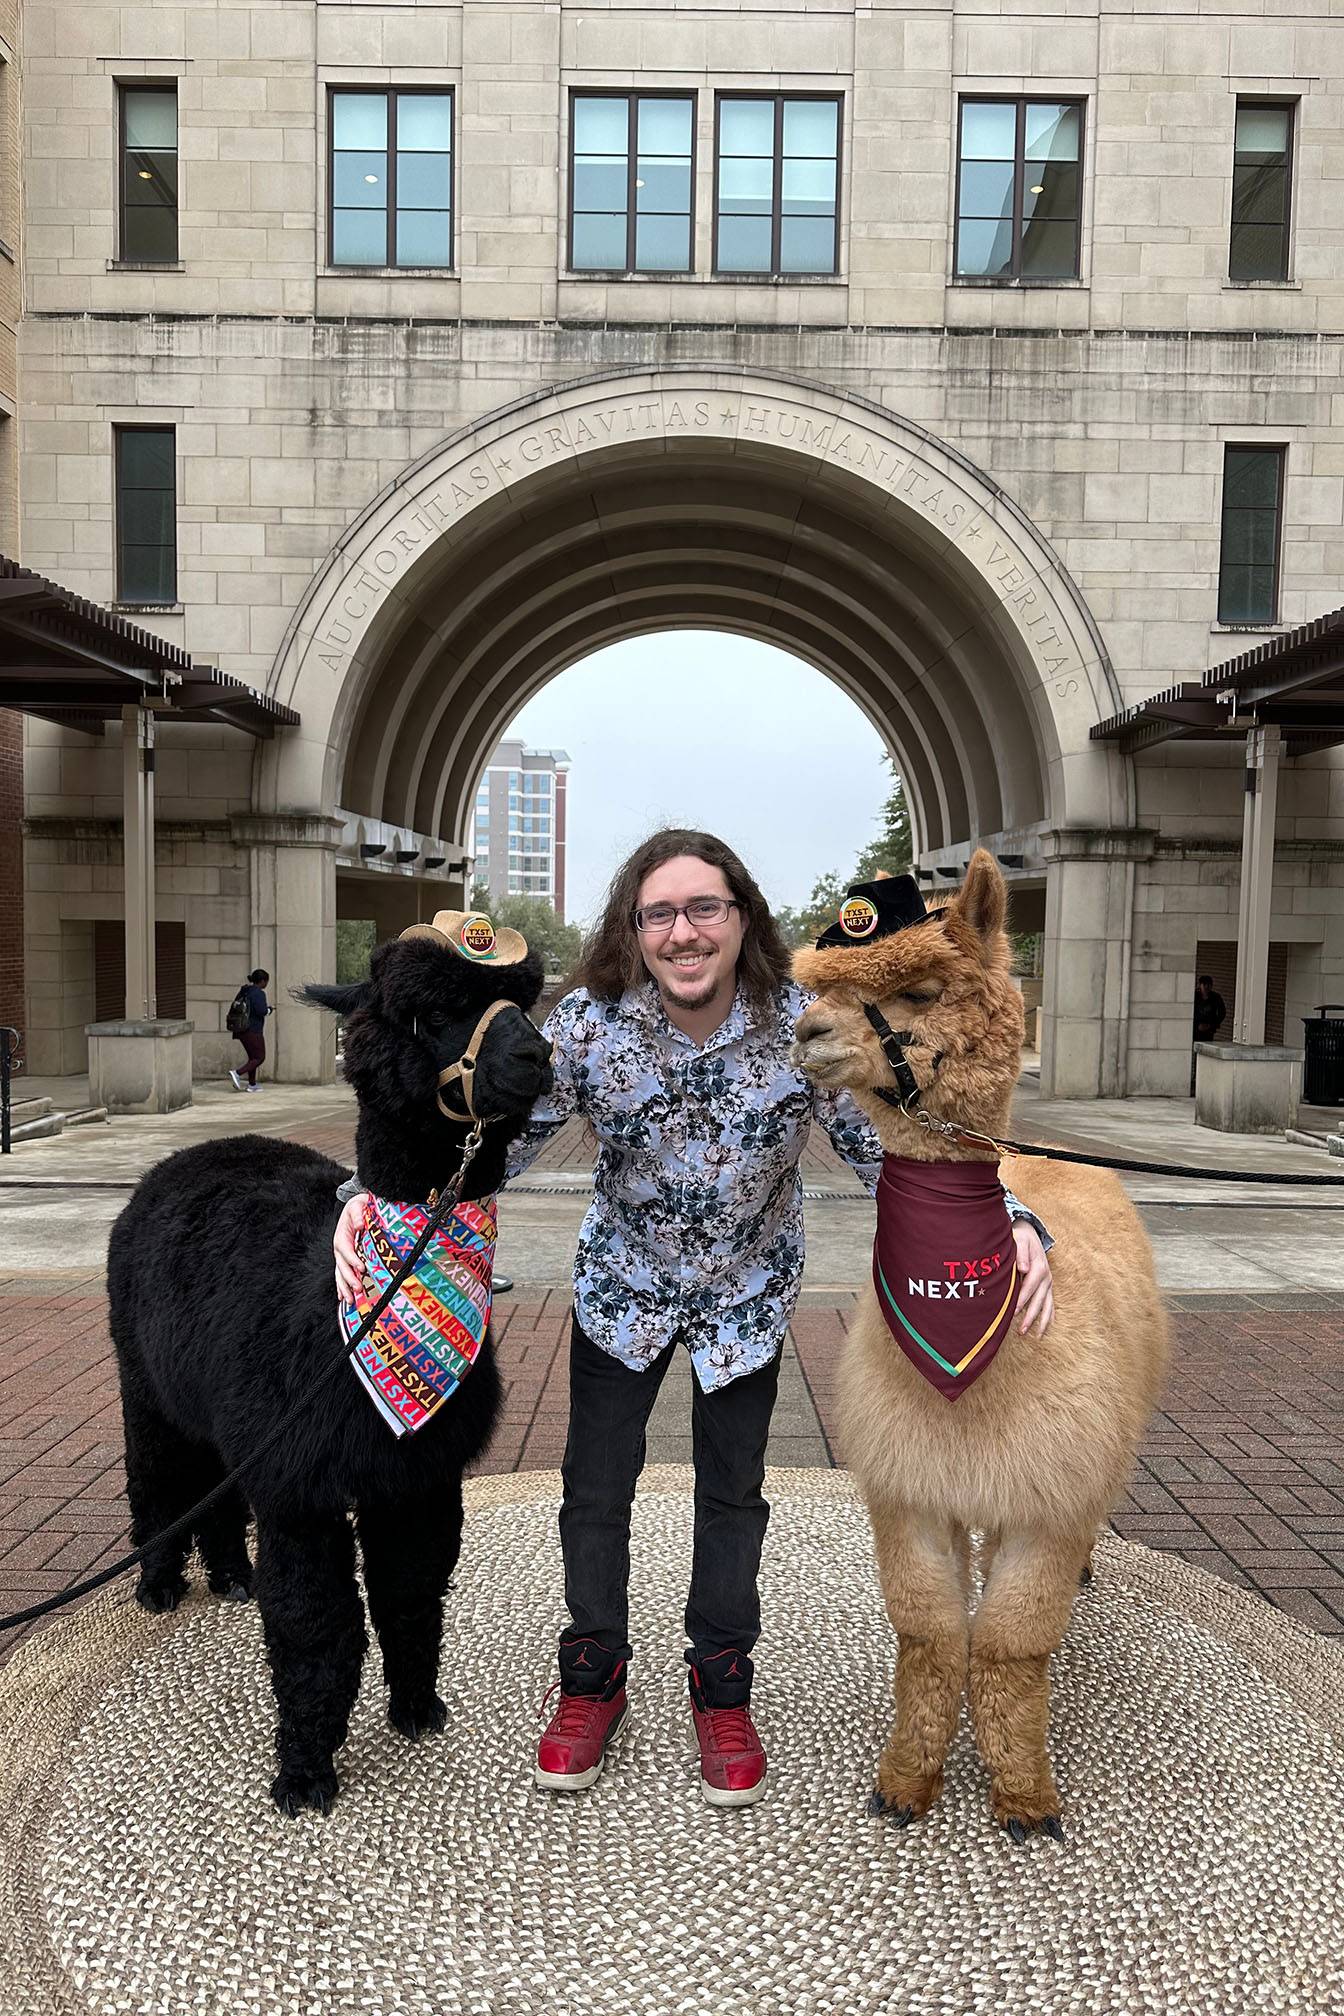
[872,1157,1021,1401]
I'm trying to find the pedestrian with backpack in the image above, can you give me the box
[227,969,272,1091]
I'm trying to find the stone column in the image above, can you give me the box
[233,815,343,1084]
[1232,725,1282,1046]
[1039,829,1155,1099]
[120,705,156,1020]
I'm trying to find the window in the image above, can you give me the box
[329,89,452,268]
[570,93,695,273]
[1230,101,1294,282]
[1218,447,1284,626]
[955,99,1082,282]
[714,95,840,276]
[119,84,178,263]
[115,427,176,606]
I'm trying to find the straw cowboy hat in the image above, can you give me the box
[398,909,530,966]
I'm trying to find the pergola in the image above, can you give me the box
[0,559,298,1024]
[1091,607,1344,1046]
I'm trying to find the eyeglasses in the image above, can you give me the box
[632,897,740,935]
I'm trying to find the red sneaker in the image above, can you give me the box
[535,1673,629,1792]
[688,1662,767,1807]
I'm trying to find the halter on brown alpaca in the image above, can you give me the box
[792,850,1169,1844]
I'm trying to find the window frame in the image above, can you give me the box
[1217,443,1287,629]
[952,94,1086,286]
[711,90,844,280]
[1228,96,1296,285]
[566,87,699,277]
[117,79,179,266]
[326,84,456,273]
[114,423,177,609]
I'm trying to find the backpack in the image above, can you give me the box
[225,988,251,1038]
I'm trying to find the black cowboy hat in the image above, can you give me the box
[813,874,929,950]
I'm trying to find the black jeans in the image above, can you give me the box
[558,1315,780,1696]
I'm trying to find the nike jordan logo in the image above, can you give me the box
[723,1657,741,1678]
[574,1648,592,1668]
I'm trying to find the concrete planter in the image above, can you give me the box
[85,1020,195,1115]
[1194,1042,1303,1137]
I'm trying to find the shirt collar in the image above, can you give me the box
[619,979,752,1052]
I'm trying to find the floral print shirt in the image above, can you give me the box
[506,982,1044,1394]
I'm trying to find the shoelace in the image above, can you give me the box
[699,1703,756,1754]
[539,1680,608,1737]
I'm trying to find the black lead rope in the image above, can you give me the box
[989,1137,1344,1186]
[0,1127,487,1636]
[860,1001,1344,1189]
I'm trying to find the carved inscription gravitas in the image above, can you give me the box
[313,395,1081,692]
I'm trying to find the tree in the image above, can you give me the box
[852,760,912,883]
[776,767,915,948]
[775,871,850,949]
[335,919,375,985]
[480,892,583,976]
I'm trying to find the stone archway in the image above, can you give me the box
[260,367,1136,1094]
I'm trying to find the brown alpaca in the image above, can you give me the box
[791,850,1167,1841]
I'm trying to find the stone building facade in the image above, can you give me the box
[11,0,1344,1094]
[0,0,19,1047]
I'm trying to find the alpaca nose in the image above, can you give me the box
[801,1016,833,1041]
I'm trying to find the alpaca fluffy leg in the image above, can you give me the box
[867,1501,968,1824]
[255,1510,367,1817]
[194,1474,254,1601]
[357,1481,464,1741]
[120,1384,201,1615]
[969,1528,1090,1839]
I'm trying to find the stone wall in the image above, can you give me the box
[0,0,19,552]
[14,0,1344,1092]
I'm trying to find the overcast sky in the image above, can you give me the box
[505,632,892,927]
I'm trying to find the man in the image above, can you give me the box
[1191,973,1227,1090]
[334,829,1053,1807]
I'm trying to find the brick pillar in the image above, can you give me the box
[0,709,22,1043]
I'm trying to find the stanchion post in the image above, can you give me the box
[0,1026,17,1156]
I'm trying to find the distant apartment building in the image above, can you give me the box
[469,742,570,920]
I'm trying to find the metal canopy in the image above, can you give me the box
[1090,606,1344,759]
[0,558,299,738]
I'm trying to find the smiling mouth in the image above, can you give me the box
[664,950,713,973]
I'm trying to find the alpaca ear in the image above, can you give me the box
[295,980,373,1018]
[957,849,1006,946]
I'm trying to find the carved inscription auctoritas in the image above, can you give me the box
[310,392,1084,701]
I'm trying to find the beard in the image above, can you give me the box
[656,950,728,1010]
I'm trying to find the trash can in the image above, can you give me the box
[1301,1005,1344,1106]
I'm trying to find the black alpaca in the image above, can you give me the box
[107,928,552,1816]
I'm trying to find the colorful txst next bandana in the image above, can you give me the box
[339,1192,496,1436]
[872,1157,1020,1402]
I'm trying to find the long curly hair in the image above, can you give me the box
[572,828,791,1023]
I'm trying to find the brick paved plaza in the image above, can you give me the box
[4,1246,1342,1663]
